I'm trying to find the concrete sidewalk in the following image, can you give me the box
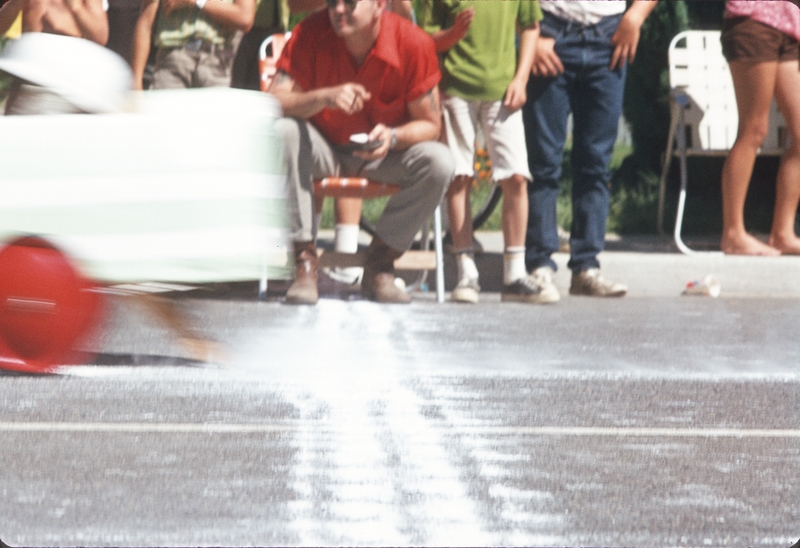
[317,230,800,299]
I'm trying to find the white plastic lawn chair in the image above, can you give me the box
[656,30,787,254]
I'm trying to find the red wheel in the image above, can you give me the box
[0,236,104,374]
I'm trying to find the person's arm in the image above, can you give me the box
[268,69,372,119]
[610,0,658,70]
[131,0,158,90]
[67,0,108,43]
[503,21,538,110]
[353,86,441,160]
[0,0,23,36]
[428,6,471,53]
[160,0,255,32]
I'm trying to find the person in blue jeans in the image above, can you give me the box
[522,0,657,299]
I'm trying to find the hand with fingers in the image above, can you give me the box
[327,82,372,115]
[503,77,528,111]
[610,9,646,70]
[353,123,392,160]
[452,6,474,41]
[530,36,563,78]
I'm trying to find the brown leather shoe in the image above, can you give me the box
[285,241,318,305]
[361,236,411,304]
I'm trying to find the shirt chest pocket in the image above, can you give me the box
[367,95,407,127]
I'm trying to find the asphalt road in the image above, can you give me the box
[1,294,799,546]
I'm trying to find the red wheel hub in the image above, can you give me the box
[0,236,104,374]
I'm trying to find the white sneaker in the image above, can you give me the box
[500,266,561,304]
[451,275,480,303]
[569,268,627,297]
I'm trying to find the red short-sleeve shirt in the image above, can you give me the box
[275,9,441,145]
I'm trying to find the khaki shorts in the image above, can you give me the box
[721,17,800,63]
[441,95,531,183]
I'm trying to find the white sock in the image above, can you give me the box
[334,223,360,253]
[503,246,526,285]
[454,248,479,281]
[332,224,362,283]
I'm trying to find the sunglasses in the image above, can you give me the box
[325,0,358,9]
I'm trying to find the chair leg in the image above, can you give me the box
[672,103,722,256]
[673,106,693,254]
[657,103,680,236]
[433,205,445,304]
[406,217,431,294]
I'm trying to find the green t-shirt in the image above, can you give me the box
[418,0,542,101]
[155,0,237,48]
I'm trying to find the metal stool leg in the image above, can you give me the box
[433,205,445,303]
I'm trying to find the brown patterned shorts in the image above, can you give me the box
[721,16,800,63]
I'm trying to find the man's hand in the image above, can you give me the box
[531,36,563,78]
[326,83,372,115]
[503,77,527,111]
[610,12,643,69]
[610,1,658,70]
[353,123,392,160]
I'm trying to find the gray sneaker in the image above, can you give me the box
[570,268,627,297]
[451,275,480,303]
[501,268,560,304]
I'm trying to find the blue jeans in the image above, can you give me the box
[523,12,626,273]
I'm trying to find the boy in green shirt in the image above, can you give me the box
[420,0,555,303]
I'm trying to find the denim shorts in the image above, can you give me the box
[721,17,800,63]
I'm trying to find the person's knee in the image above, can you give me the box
[446,174,473,198]
[737,118,770,149]
[499,174,528,196]
[275,116,302,148]
[412,141,456,196]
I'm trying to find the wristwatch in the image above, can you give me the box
[390,128,398,150]
[196,0,207,10]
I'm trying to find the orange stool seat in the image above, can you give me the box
[313,177,400,200]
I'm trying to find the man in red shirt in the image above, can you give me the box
[269,0,453,305]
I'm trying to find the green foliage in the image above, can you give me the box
[616,1,687,193]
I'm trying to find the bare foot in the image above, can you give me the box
[721,232,781,256]
[769,233,800,255]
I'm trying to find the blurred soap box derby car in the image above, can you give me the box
[0,50,289,372]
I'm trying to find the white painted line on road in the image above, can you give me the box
[0,422,295,433]
[1,422,799,438]
[465,426,800,438]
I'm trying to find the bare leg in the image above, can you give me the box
[499,174,528,248]
[446,175,474,250]
[769,60,800,254]
[720,60,781,255]
[335,197,363,225]
[137,294,227,363]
